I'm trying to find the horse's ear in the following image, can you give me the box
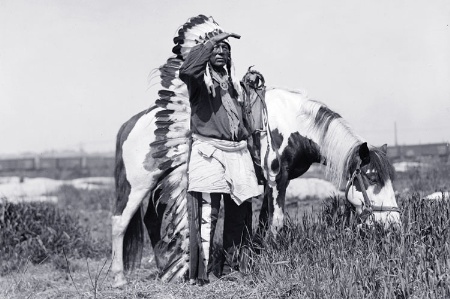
[380,144,388,154]
[358,142,370,165]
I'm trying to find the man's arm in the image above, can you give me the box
[179,42,215,83]
[179,32,241,83]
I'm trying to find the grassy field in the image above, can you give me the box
[0,162,449,298]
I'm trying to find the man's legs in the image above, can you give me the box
[187,191,221,283]
[187,191,201,282]
[207,193,222,277]
[222,194,252,275]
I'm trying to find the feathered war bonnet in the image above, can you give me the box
[172,15,242,101]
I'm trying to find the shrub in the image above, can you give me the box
[0,201,109,275]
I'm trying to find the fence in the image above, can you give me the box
[0,156,114,172]
[387,142,449,162]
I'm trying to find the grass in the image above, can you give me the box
[0,161,449,298]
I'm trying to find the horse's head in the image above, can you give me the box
[345,142,401,228]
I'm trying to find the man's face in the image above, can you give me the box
[209,42,230,68]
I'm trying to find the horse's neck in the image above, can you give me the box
[266,88,363,186]
[264,88,306,129]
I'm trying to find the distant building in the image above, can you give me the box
[0,155,115,179]
[387,143,450,163]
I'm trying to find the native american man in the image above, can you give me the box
[179,31,261,284]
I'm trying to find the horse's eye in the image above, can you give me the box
[366,173,378,185]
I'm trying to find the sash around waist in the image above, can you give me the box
[191,133,247,152]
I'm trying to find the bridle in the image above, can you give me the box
[345,159,401,222]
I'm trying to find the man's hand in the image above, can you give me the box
[210,32,241,44]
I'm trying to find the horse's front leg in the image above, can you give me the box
[111,187,148,288]
[269,177,288,235]
[257,172,289,237]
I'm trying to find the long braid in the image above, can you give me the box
[226,57,243,103]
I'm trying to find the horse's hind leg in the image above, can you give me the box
[111,188,149,287]
[111,108,160,287]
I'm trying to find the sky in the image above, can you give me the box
[1,0,449,156]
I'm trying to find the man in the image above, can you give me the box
[179,31,261,284]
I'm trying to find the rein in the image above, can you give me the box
[345,159,401,221]
[240,67,282,178]
[241,67,284,223]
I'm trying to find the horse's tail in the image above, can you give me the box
[114,112,147,271]
[123,208,144,271]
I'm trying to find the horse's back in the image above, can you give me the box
[265,88,308,107]
[116,106,162,193]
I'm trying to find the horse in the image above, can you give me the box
[111,80,401,287]
[249,88,401,235]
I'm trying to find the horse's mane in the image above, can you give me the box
[296,98,395,187]
[298,99,365,187]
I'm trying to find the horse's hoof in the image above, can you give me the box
[112,274,127,288]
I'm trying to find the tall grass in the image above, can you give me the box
[0,202,109,275]
[248,196,450,298]
[0,185,112,276]
[248,162,450,298]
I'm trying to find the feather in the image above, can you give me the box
[160,80,187,93]
[156,96,190,106]
[150,138,189,150]
[158,90,176,98]
[154,114,189,123]
[154,127,188,139]
[155,122,188,134]
[167,83,188,95]
[157,154,187,171]
[151,148,169,159]
[159,67,179,79]
[151,160,190,282]
[157,87,187,99]
[160,256,189,282]
[155,99,189,112]
[155,120,174,128]
[164,57,183,68]
[154,109,189,120]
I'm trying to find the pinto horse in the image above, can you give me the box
[251,88,400,235]
[111,78,401,287]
